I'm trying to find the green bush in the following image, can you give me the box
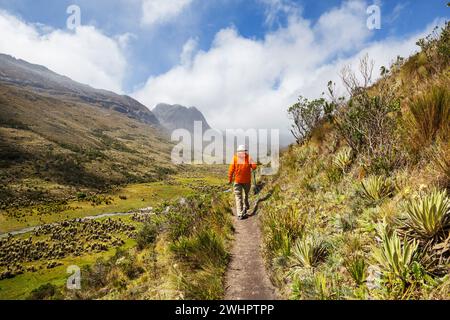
[166,210,195,241]
[332,56,402,173]
[136,222,159,250]
[81,259,111,290]
[262,205,306,256]
[117,256,144,280]
[416,22,450,73]
[76,192,87,200]
[288,96,328,145]
[27,283,61,300]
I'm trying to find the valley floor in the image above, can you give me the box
[0,167,232,300]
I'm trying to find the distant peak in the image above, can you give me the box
[152,103,211,132]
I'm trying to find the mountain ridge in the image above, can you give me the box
[0,53,160,126]
[0,54,176,210]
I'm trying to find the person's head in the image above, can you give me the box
[237,145,247,154]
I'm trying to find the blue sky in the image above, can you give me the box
[0,0,448,138]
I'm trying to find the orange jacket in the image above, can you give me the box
[228,153,257,184]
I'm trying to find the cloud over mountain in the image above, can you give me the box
[132,1,431,143]
[0,10,127,93]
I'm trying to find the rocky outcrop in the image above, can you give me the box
[153,103,211,133]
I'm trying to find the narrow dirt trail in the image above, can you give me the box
[224,209,279,300]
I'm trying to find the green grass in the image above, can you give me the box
[0,171,228,300]
[0,238,136,300]
[0,176,225,234]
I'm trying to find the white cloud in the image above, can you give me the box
[180,37,199,66]
[132,1,430,144]
[116,32,137,51]
[0,10,127,93]
[141,0,193,27]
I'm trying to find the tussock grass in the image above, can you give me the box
[406,85,450,152]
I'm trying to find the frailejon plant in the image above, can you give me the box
[333,147,353,173]
[290,235,328,269]
[404,189,450,240]
[360,176,394,204]
[372,224,419,284]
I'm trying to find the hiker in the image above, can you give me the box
[228,145,257,220]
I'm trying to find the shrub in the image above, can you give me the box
[76,192,87,200]
[360,176,394,204]
[136,222,159,250]
[27,283,60,300]
[338,213,357,232]
[81,259,111,290]
[404,189,450,240]
[416,22,450,73]
[326,164,343,184]
[288,96,328,145]
[332,55,403,173]
[406,85,450,152]
[166,210,195,241]
[312,273,331,300]
[86,194,113,206]
[117,256,144,280]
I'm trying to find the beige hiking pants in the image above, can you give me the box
[233,183,251,216]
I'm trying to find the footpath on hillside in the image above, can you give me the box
[224,207,279,300]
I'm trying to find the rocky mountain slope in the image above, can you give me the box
[153,103,211,133]
[0,54,160,126]
[0,54,175,210]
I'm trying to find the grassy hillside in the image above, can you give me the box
[259,22,449,300]
[0,83,176,213]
